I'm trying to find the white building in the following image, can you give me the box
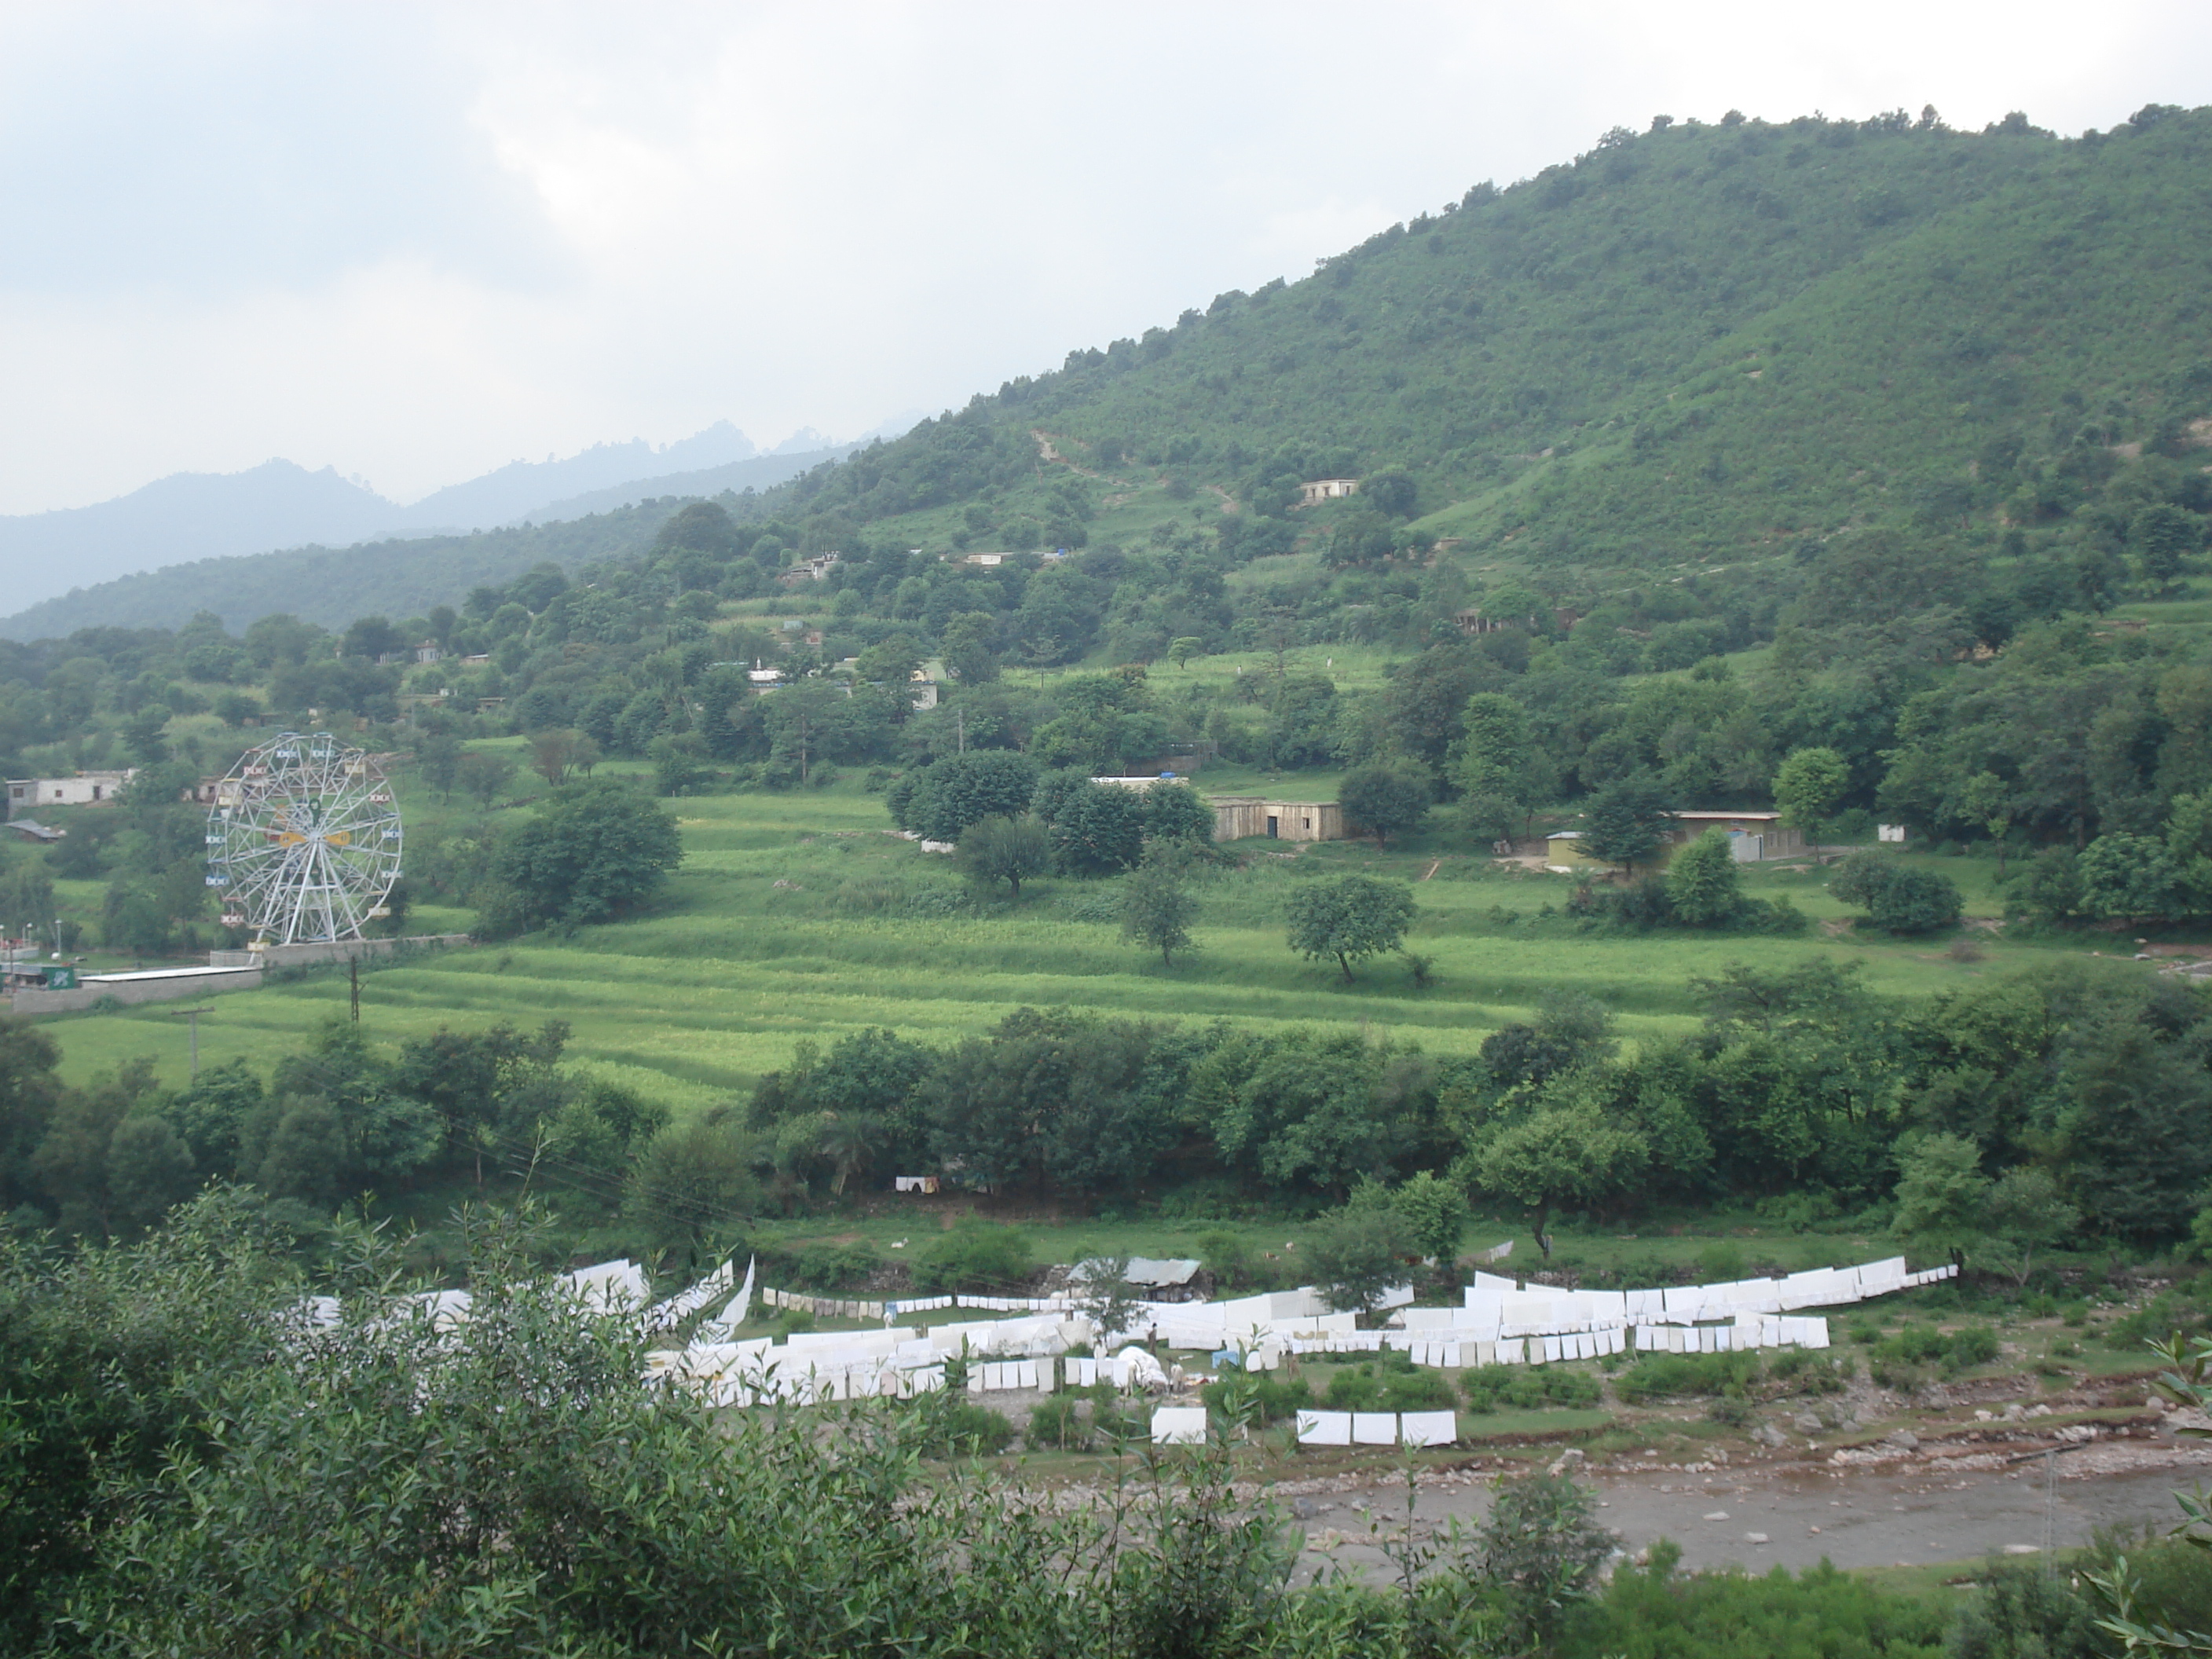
[6,771,136,820]
[1297,478,1360,506]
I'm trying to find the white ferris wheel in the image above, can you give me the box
[204,733,403,946]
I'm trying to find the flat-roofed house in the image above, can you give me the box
[5,771,136,819]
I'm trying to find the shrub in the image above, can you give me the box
[1614,1350,1762,1404]
[1200,1372,1313,1425]
[791,1241,880,1291]
[1830,852,1965,933]
[927,1401,1016,1458]
[1194,1229,1252,1289]
[1320,1353,1456,1413]
[910,1221,1033,1295]
[1459,1364,1602,1413]
[1586,1546,1945,1657]
[1026,1396,1090,1451]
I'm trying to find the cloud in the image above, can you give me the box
[0,0,2206,515]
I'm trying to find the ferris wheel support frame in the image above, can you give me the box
[204,732,404,948]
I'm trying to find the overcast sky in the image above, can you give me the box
[2,0,2207,517]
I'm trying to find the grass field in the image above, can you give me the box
[39,749,2137,1124]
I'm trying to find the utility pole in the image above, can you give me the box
[350,958,361,1023]
[956,705,965,754]
[167,1006,213,1079]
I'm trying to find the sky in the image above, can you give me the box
[2,0,2209,517]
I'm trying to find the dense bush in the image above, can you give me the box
[1614,1350,1763,1404]
[1566,1544,1946,1658]
[1460,1363,1603,1414]
[1321,1352,1459,1412]
[1831,853,1965,934]
[908,1220,1034,1294]
[1200,1372,1314,1425]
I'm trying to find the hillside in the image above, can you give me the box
[764,104,2211,575]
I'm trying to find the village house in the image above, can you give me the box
[1544,810,1808,873]
[778,552,843,584]
[1207,797,1346,843]
[5,770,136,820]
[1297,478,1359,507]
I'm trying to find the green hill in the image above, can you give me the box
[768,104,2211,575]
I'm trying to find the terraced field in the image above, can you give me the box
[44,765,2071,1114]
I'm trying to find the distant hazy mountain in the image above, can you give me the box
[521,444,858,523]
[0,502,688,639]
[0,440,880,639]
[386,420,759,533]
[0,420,828,620]
[0,460,400,610]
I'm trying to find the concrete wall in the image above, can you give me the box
[10,966,263,1015]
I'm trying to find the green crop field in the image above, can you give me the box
[42,753,2097,1117]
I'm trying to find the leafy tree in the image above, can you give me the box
[898,750,1042,842]
[1121,855,1199,967]
[940,611,1001,684]
[927,1009,1169,1198]
[1167,637,1203,668]
[1665,827,1743,925]
[2077,832,2188,922]
[1284,873,1419,983]
[625,1113,758,1251]
[1470,1099,1647,1258]
[2053,1016,2212,1242]
[248,1098,346,1207]
[1479,1471,1618,1651]
[1140,779,1214,844]
[1069,1253,1145,1342]
[0,856,57,943]
[2130,501,2204,585]
[488,778,683,932]
[1774,746,1850,853]
[529,727,599,787]
[416,731,463,803]
[853,632,925,687]
[1479,992,1617,1091]
[456,749,515,811]
[1306,1200,1410,1316]
[1452,693,1538,837]
[648,732,708,797]
[1830,853,1964,933]
[956,813,1051,900]
[1580,773,1672,871]
[1339,758,1433,848]
[1958,769,2016,877]
[1393,1170,1471,1278]
[0,1189,297,1648]
[1889,1132,1989,1270]
[1038,778,1145,876]
[1979,1166,2080,1287]
[103,1116,196,1233]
